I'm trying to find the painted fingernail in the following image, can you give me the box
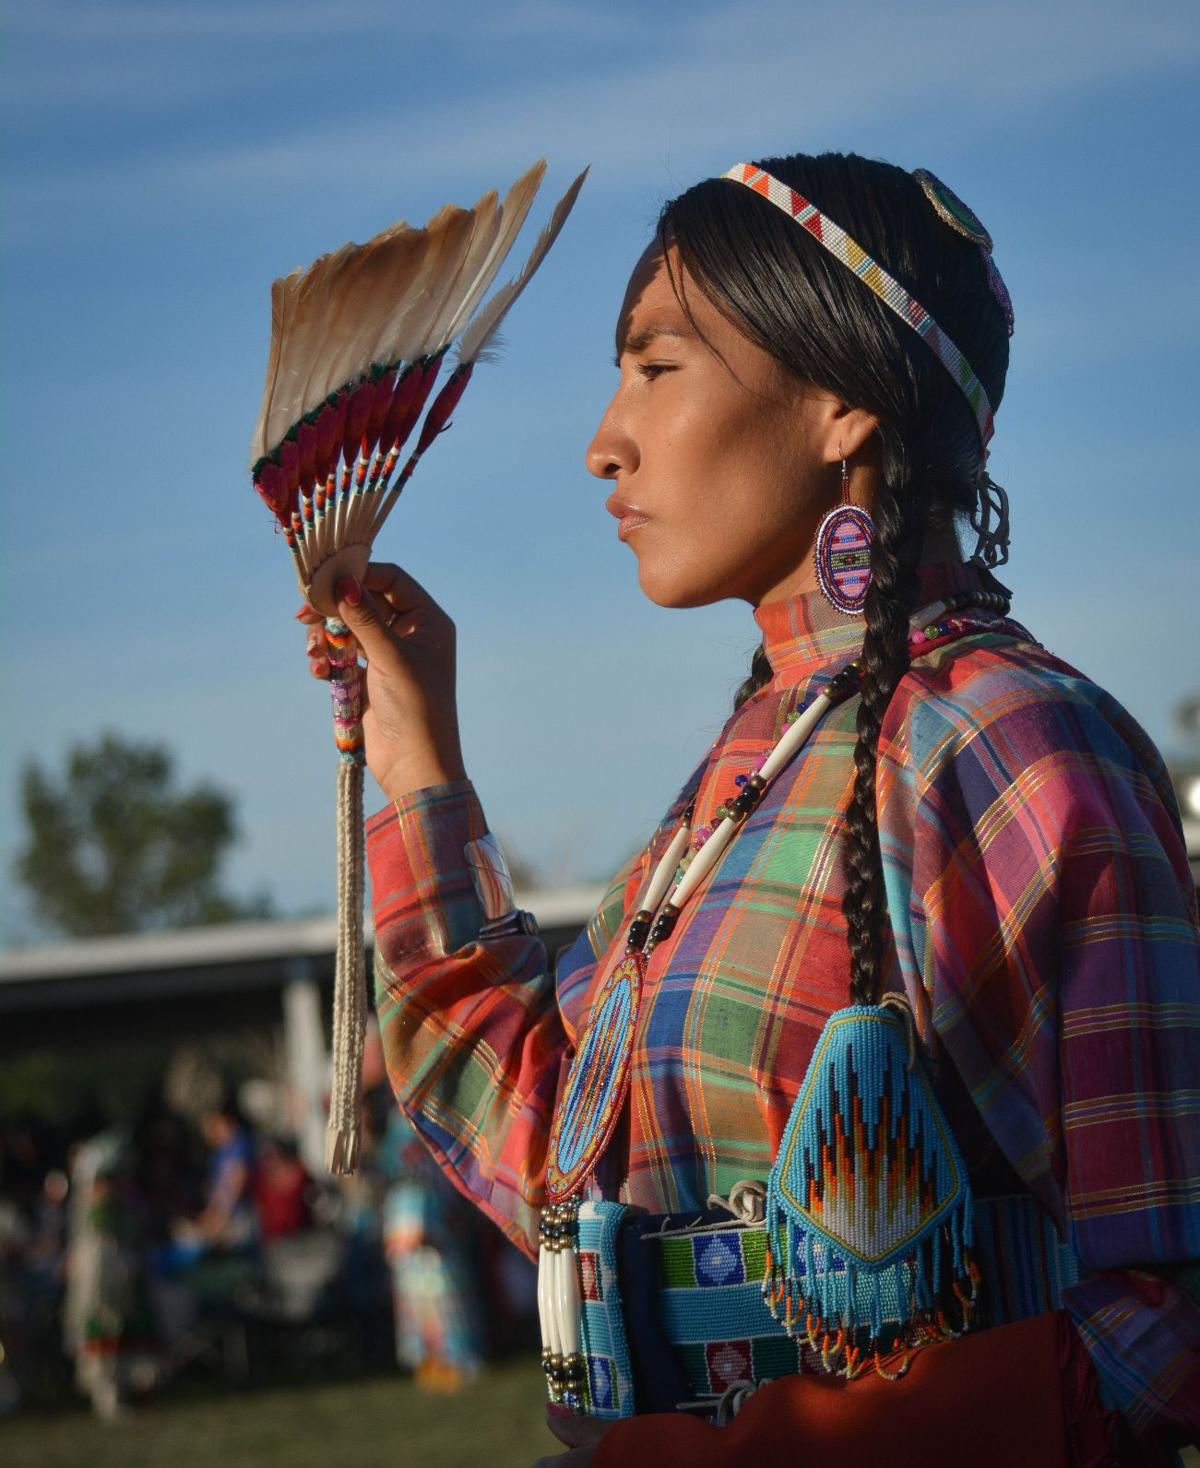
[335,575,361,606]
[310,657,329,676]
[294,605,311,620]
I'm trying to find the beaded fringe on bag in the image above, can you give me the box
[762,1005,979,1377]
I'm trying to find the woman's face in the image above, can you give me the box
[585,239,861,609]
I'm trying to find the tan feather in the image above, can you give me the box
[406,186,501,356]
[457,165,589,365]
[249,274,294,465]
[254,241,358,460]
[396,202,480,361]
[287,240,374,434]
[436,159,547,349]
[306,221,427,407]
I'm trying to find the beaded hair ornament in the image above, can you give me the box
[721,162,1015,593]
[720,163,1013,447]
[249,160,587,1174]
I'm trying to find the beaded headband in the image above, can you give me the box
[719,163,1013,450]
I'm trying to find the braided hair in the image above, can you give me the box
[660,153,1011,1005]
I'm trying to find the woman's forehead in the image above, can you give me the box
[615,241,697,356]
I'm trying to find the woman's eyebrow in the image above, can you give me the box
[613,321,691,364]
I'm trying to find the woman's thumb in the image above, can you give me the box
[333,575,390,656]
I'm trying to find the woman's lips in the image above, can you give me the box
[617,514,649,542]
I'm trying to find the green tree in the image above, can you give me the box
[15,733,272,937]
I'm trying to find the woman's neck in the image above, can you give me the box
[753,521,964,609]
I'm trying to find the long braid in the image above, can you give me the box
[843,444,927,1006]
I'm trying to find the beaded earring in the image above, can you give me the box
[814,458,875,615]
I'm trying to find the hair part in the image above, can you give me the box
[660,152,1010,1005]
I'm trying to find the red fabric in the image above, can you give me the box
[251,1156,312,1240]
[593,1312,1118,1468]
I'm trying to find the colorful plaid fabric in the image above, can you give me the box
[369,558,1200,1440]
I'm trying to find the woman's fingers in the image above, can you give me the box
[363,561,434,603]
[304,623,331,680]
[299,601,329,677]
[363,562,450,633]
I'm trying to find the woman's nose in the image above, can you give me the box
[585,399,634,481]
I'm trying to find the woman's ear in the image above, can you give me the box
[811,391,881,467]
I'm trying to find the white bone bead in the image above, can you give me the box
[671,815,737,909]
[537,1244,560,1357]
[556,1243,582,1357]
[757,693,832,782]
[641,822,693,914]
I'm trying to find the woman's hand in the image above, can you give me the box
[532,1405,609,1468]
[298,562,467,801]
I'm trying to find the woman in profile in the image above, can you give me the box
[302,152,1200,1464]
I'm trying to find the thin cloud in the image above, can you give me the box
[7,0,1198,248]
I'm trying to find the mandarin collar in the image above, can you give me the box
[752,559,995,688]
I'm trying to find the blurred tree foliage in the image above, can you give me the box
[15,732,272,937]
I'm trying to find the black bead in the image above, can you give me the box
[648,905,679,948]
[627,917,651,951]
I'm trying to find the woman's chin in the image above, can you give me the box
[635,558,724,610]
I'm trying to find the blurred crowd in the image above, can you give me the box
[0,1062,537,1421]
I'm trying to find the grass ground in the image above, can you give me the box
[0,1359,559,1468]
[6,1366,1200,1467]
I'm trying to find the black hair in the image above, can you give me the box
[659,152,1010,1006]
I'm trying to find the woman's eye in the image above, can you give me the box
[637,362,675,380]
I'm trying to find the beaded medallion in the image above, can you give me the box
[546,951,646,1201]
[912,168,993,250]
[814,504,874,614]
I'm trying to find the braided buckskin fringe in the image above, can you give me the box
[325,618,367,1174]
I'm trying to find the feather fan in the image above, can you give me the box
[249,161,587,1173]
[251,158,586,613]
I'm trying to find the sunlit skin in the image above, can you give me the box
[585,238,884,609]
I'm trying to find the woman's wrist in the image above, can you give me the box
[376,748,468,802]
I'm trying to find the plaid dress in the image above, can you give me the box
[369,559,1200,1439]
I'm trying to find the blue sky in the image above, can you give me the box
[2,0,1198,942]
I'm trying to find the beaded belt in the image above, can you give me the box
[538,1193,1079,1421]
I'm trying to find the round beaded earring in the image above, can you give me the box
[814,458,875,615]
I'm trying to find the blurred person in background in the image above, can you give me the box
[252,1137,314,1242]
[377,1107,484,1394]
[148,1089,259,1353]
[191,1092,258,1251]
[62,1127,152,1420]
